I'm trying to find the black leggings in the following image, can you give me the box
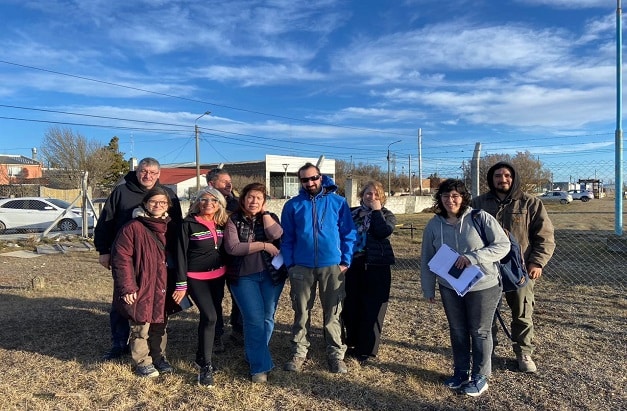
[188,277,224,366]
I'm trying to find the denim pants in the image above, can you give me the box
[439,284,502,377]
[109,301,130,349]
[288,265,347,360]
[230,271,285,375]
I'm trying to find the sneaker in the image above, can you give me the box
[213,336,225,353]
[102,346,128,361]
[251,372,268,383]
[198,364,214,387]
[462,375,488,397]
[153,357,174,374]
[135,364,159,378]
[517,353,537,373]
[328,358,348,374]
[284,356,306,372]
[444,370,470,389]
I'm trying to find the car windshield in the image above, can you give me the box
[47,199,72,209]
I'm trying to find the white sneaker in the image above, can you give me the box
[517,353,537,373]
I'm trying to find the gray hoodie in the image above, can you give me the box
[420,207,510,299]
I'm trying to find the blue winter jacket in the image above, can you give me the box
[281,175,357,269]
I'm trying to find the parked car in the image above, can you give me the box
[539,191,573,204]
[0,197,94,233]
[567,189,594,202]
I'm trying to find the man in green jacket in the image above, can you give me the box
[471,161,555,373]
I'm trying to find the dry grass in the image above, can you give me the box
[0,205,626,410]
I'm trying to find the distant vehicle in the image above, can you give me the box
[539,191,573,205]
[0,197,94,234]
[567,189,593,202]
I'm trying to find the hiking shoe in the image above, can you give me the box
[462,375,488,397]
[135,364,159,378]
[444,370,470,389]
[517,353,537,373]
[102,346,128,361]
[153,357,174,374]
[251,372,268,383]
[198,364,214,387]
[328,358,348,374]
[213,336,225,353]
[284,356,306,372]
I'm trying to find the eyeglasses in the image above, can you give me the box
[300,175,321,184]
[199,198,219,204]
[441,194,462,200]
[139,169,159,177]
[147,200,168,207]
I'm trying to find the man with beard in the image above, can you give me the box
[281,162,356,374]
[471,161,555,373]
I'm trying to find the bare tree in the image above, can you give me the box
[40,127,119,189]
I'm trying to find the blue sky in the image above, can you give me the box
[0,0,620,181]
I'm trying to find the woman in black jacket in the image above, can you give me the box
[342,180,396,364]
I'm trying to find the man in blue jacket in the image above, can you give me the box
[281,162,356,374]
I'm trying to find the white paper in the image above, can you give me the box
[428,244,485,297]
[271,252,284,270]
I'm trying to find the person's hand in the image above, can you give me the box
[339,264,349,273]
[122,292,137,305]
[454,255,471,270]
[370,199,382,211]
[527,263,543,280]
[99,254,111,269]
[263,242,279,256]
[172,290,187,304]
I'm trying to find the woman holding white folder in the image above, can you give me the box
[421,178,509,397]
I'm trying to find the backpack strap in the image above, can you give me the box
[141,224,165,251]
[470,209,514,342]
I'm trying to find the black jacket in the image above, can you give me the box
[352,207,396,266]
[94,171,182,255]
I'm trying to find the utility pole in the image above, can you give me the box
[195,111,211,192]
[418,128,423,195]
[387,140,401,195]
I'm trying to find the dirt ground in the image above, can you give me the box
[0,247,625,410]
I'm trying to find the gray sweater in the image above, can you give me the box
[420,208,510,299]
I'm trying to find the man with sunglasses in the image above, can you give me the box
[95,157,182,362]
[281,162,356,374]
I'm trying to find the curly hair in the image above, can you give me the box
[433,178,471,218]
[359,180,387,206]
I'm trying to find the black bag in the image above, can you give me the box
[471,210,529,292]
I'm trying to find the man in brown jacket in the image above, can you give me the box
[471,161,555,373]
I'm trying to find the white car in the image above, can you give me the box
[539,191,573,205]
[0,197,93,233]
[567,189,594,202]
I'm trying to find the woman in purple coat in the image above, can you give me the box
[111,186,174,378]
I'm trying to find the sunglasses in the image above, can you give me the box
[300,175,321,184]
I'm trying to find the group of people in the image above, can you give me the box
[94,159,397,386]
[95,157,554,398]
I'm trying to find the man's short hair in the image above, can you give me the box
[206,168,230,184]
[298,162,321,178]
[138,157,161,170]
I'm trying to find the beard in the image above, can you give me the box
[495,185,510,195]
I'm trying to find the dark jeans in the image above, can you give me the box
[109,301,130,349]
[342,257,391,357]
[439,284,502,377]
[227,282,244,333]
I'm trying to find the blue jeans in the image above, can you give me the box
[230,271,285,375]
[439,284,502,377]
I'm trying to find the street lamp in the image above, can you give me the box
[282,163,289,198]
[195,111,211,192]
[387,140,402,195]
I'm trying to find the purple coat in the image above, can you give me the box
[111,214,170,323]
